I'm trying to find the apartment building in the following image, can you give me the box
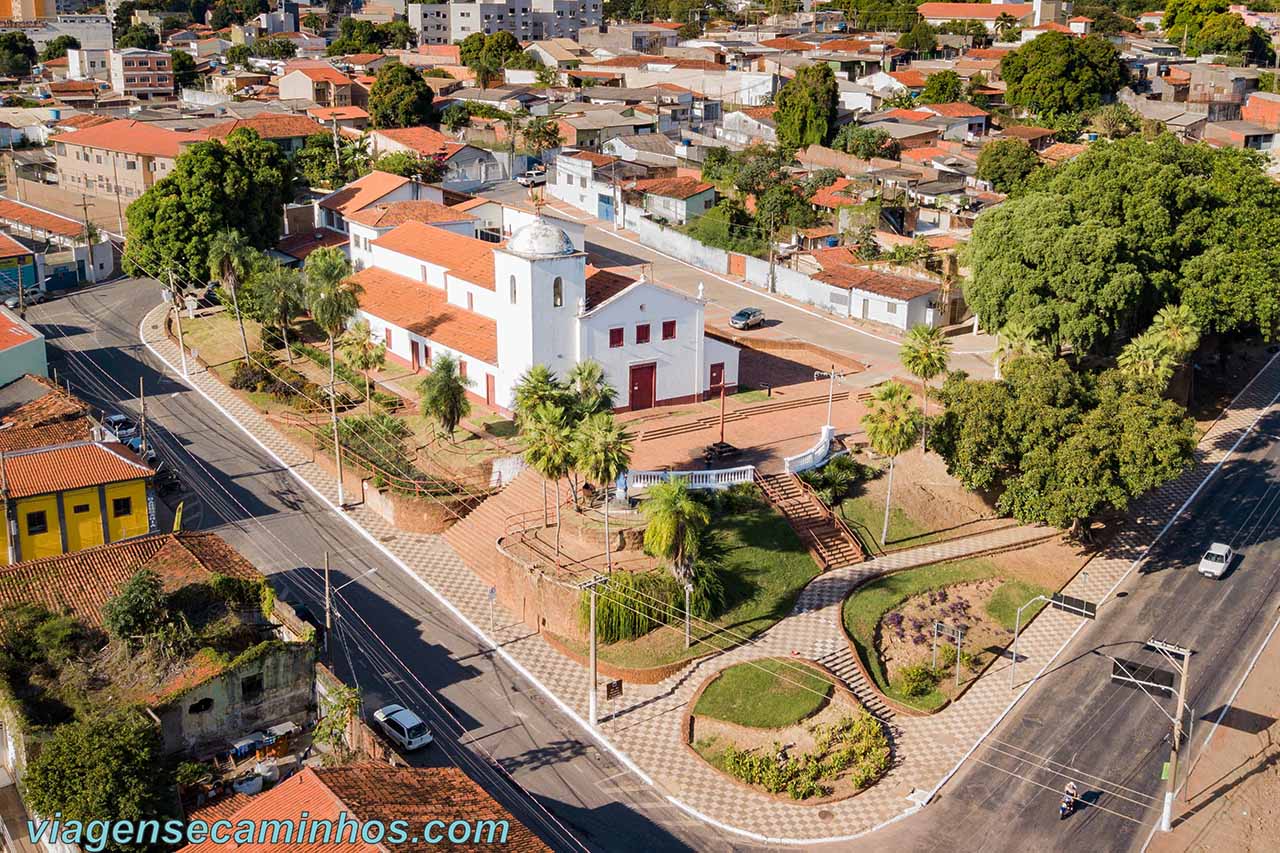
[52,119,197,202]
[449,0,602,42]
[408,2,450,44]
[579,23,680,54]
[277,65,362,108]
[66,47,108,80]
[109,48,172,100]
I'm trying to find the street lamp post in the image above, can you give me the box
[1010,595,1049,689]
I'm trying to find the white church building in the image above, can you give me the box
[348,215,740,413]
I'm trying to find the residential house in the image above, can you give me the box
[525,37,595,68]
[0,235,39,300]
[277,65,362,108]
[313,170,447,235]
[66,46,109,80]
[0,198,112,285]
[452,195,586,248]
[555,109,657,151]
[0,312,46,386]
[52,119,198,202]
[790,246,946,331]
[579,22,680,54]
[1203,120,1275,151]
[367,126,506,187]
[347,198,478,271]
[600,133,678,167]
[0,439,155,565]
[179,764,552,853]
[916,1,1038,30]
[200,113,327,155]
[918,102,990,139]
[717,105,778,145]
[625,176,715,224]
[109,47,172,100]
[996,124,1058,151]
[349,215,739,412]
[549,149,647,221]
[307,105,370,130]
[579,55,779,106]
[1242,90,1280,130]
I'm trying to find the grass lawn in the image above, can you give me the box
[986,579,1051,633]
[182,311,262,368]
[839,493,939,553]
[694,659,833,728]
[842,558,1003,711]
[575,501,821,670]
[733,389,770,404]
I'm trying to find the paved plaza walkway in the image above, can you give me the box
[141,304,1280,844]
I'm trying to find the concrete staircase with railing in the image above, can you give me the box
[757,472,862,570]
[442,468,552,584]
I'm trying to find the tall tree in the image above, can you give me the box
[1000,32,1128,116]
[993,319,1049,379]
[899,325,951,448]
[368,62,434,129]
[0,32,36,76]
[252,261,304,362]
[305,246,360,479]
[640,479,710,583]
[975,138,1039,193]
[1117,331,1177,385]
[339,319,388,412]
[523,402,574,559]
[512,364,565,427]
[774,62,838,149]
[572,412,634,573]
[208,229,256,365]
[117,23,160,50]
[861,381,922,545]
[39,34,79,62]
[521,115,563,161]
[565,359,616,419]
[919,70,963,104]
[418,353,472,437]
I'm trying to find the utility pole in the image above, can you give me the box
[1152,637,1193,832]
[168,270,189,378]
[324,551,332,656]
[138,376,147,457]
[580,575,608,726]
[814,364,838,427]
[110,154,125,234]
[684,582,693,649]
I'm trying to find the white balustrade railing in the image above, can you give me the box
[783,425,837,474]
[623,465,756,495]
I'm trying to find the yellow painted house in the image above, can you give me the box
[0,441,155,566]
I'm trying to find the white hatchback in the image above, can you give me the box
[1198,543,1234,578]
[372,704,433,751]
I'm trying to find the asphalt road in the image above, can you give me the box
[27,278,757,853]
[845,404,1280,852]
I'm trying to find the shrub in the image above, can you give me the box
[103,569,166,645]
[898,663,937,697]
[938,643,958,670]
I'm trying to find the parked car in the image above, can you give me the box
[1198,543,1234,578]
[123,435,158,466]
[729,307,765,330]
[515,170,547,187]
[373,704,433,751]
[103,413,138,441]
[2,288,45,310]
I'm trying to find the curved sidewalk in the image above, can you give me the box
[141,303,1280,844]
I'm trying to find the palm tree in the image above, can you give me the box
[994,12,1018,40]
[862,380,921,546]
[640,479,710,583]
[993,320,1048,379]
[254,262,304,363]
[566,359,616,418]
[535,65,558,91]
[572,412,634,573]
[521,115,563,162]
[522,403,574,557]
[339,132,371,180]
[418,353,473,437]
[899,325,951,449]
[1149,303,1201,361]
[304,246,360,506]
[339,319,387,412]
[1118,331,1177,385]
[512,364,565,426]
[208,228,256,364]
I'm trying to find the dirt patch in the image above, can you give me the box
[987,533,1098,592]
[879,579,1008,698]
[693,692,853,756]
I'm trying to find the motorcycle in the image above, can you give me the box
[1059,794,1075,820]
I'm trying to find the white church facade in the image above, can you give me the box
[348,215,740,413]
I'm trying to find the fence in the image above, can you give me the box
[783,425,836,474]
[623,465,755,495]
[632,215,730,275]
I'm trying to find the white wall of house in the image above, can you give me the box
[355,307,497,398]
[644,188,714,224]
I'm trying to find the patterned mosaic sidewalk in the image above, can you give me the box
[141,305,1280,844]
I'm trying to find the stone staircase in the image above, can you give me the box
[757,472,862,570]
[443,468,552,584]
[814,645,895,722]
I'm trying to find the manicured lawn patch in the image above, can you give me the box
[694,659,833,728]
[986,579,1051,633]
[841,558,1000,711]
[182,311,261,368]
[839,493,937,552]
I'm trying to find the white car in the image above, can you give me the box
[372,704,433,751]
[104,413,138,441]
[1198,543,1234,578]
[515,170,547,187]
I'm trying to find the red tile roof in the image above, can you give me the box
[291,66,354,85]
[0,310,35,354]
[55,119,199,158]
[54,113,113,130]
[339,53,384,65]
[204,113,326,140]
[883,108,934,122]
[0,532,258,629]
[0,376,90,452]
[965,48,1011,60]
[319,171,411,215]
[276,228,348,261]
[0,232,32,260]
[1,440,153,498]
[180,764,551,853]
[567,150,618,167]
[888,69,928,88]
[817,38,875,52]
[810,177,859,209]
[741,105,778,122]
[922,102,989,118]
[0,198,84,238]
[419,44,461,61]
[585,266,637,308]
[1027,21,1074,33]
[352,266,498,364]
[630,176,713,199]
[760,37,813,51]
[373,126,465,159]
[307,106,369,121]
[347,200,475,228]
[917,2,1034,20]
[1040,142,1088,163]
[372,221,496,291]
[809,250,938,299]
[902,145,950,163]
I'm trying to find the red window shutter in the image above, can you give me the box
[635,324,650,344]
[609,327,624,348]
[662,320,676,340]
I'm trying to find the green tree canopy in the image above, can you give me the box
[169,49,198,91]
[117,23,160,50]
[252,36,298,59]
[1194,12,1275,62]
[371,151,446,181]
[1073,5,1140,34]
[774,63,838,149]
[975,137,1039,192]
[1000,32,1128,116]
[39,34,79,62]
[368,62,434,129]
[964,136,1280,354]
[225,43,251,66]
[458,31,486,67]
[102,568,166,644]
[1163,0,1229,43]
[0,32,36,76]
[419,353,472,435]
[124,128,293,283]
[23,712,171,839]
[833,124,900,160]
[919,69,963,104]
[897,21,937,55]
